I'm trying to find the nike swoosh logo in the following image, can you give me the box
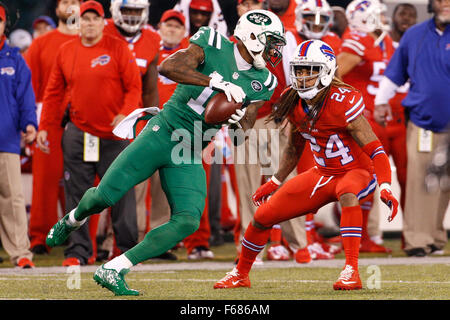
[231,280,240,285]
[341,280,356,285]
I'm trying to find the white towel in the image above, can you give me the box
[113,107,160,139]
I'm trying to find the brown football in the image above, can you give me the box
[204,92,244,125]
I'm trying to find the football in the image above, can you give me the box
[204,92,244,125]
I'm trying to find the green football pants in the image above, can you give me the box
[74,115,207,265]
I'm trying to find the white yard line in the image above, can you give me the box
[0,256,449,275]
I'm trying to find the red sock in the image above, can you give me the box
[305,213,315,244]
[340,206,362,268]
[360,201,372,242]
[269,225,282,244]
[237,222,271,276]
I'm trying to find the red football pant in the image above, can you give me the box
[253,167,374,227]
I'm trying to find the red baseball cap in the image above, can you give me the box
[0,5,6,22]
[238,0,263,3]
[160,9,186,26]
[80,1,104,17]
[189,0,213,12]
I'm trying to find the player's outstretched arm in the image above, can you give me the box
[158,43,210,87]
[252,126,305,206]
[347,115,399,221]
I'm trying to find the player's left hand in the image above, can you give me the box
[227,107,247,128]
[379,184,399,222]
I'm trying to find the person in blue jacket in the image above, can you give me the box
[374,0,450,257]
[0,2,37,268]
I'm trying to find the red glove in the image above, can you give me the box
[380,185,399,222]
[252,176,281,206]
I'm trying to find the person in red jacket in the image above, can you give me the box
[36,1,142,266]
[24,0,80,255]
[103,0,175,261]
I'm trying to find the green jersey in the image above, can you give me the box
[160,26,277,149]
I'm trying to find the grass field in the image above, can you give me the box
[0,239,449,301]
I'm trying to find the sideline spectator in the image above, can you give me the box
[32,15,56,38]
[0,1,37,269]
[25,0,80,256]
[267,0,297,30]
[37,1,142,266]
[374,0,450,257]
[174,0,228,36]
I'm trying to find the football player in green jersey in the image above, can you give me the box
[45,9,286,296]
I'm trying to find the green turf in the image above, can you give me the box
[0,239,449,300]
[0,264,449,300]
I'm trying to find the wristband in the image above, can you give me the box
[271,175,282,186]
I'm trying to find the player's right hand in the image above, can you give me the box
[252,176,282,206]
[36,130,50,154]
[373,103,393,127]
[209,78,246,104]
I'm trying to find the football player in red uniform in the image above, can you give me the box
[336,0,396,253]
[291,0,342,258]
[214,40,399,291]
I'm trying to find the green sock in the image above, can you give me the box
[74,187,110,221]
[125,213,199,265]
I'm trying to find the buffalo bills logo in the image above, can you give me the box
[1,67,15,76]
[351,1,371,18]
[320,44,335,61]
[91,54,111,68]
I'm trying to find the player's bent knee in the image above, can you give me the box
[339,193,359,208]
[79,187,111,215]
[253,206,276,229]
[171,213,200,239]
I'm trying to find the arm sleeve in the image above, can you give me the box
[40,50,67,131]
[118,44,143,116]
[374,76,399,105]
[362,140,392,186]
[340,33,367,57]
[16,55,38,132]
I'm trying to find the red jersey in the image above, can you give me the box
[289,85,373,176]
[340,30,395,117]
[103,19,160,77]
[41,34,142,139]
[157,37,190,107]
[270,0,297,31]
[24,29,77,103]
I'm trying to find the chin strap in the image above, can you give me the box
[248,50,266,69]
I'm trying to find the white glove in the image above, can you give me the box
[209,77,246,103]
[227,107,247,128]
